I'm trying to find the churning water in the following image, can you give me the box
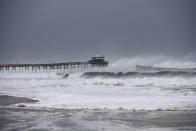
[1,56,196,110]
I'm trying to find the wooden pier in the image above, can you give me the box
[0,56,108,72]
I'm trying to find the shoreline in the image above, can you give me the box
[1,94,195,112]
[0,95,196,131]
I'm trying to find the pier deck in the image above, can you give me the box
[0,57,108,72]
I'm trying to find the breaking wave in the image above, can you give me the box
[135,65,196,72]
[82,71,196,78]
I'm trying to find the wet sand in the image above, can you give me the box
[0,95,39,106]
[0,95,196,131]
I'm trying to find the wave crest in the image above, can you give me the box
[82,71,196,78]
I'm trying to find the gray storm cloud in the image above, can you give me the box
[0,0,196,63]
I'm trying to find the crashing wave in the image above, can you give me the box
[82,71,196,78]
[136,65,196,72]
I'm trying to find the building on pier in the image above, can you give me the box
[88,56,108,65]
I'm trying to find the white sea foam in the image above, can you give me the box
[0,56,196,110]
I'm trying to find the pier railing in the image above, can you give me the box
[0,60,108,72]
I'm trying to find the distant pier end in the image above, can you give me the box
[88,56,108,65]
[0,56,108,72]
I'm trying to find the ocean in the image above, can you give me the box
[0,56,196,110]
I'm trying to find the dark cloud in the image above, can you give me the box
[0,0,196,63]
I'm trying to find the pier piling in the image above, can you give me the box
[0,56,108,72]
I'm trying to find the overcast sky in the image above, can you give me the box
[0,0,196,63]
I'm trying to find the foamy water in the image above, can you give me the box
[0,57,196,110]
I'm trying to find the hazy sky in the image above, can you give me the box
[0,0,196,63]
